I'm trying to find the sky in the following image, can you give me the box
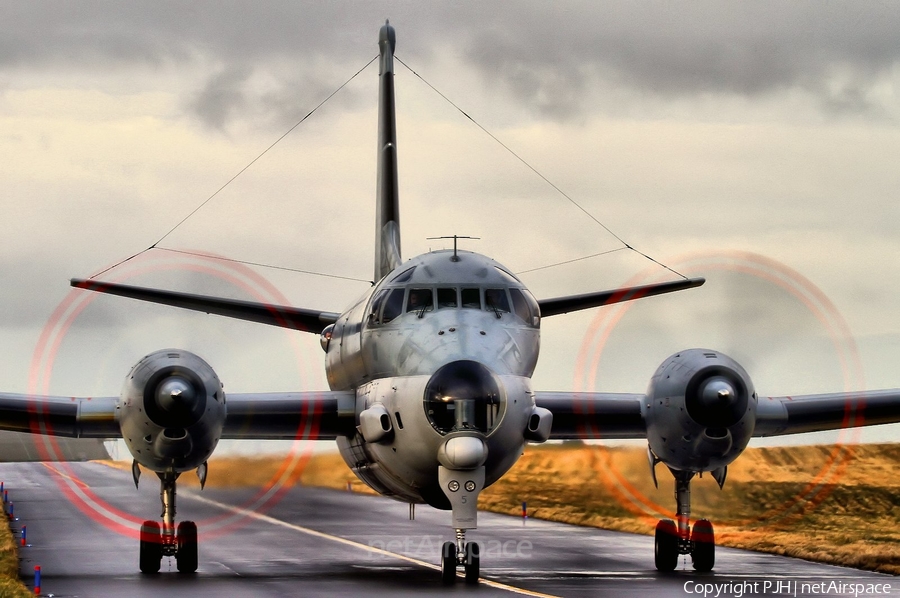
[1,1,899,452]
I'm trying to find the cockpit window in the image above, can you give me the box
[437,288,458,309]
[509,288,532,324]
[368,289,388,324]
[493,266,521,284]
[523,289,541,327]
[485,289,511,313]
[392,266,416,283]
[381,289,405,323]
[461,288,481,309]
[407,288,434,314]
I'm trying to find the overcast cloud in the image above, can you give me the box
[4,2,899,126]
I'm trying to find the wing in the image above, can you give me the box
[0,393,120,438]
[535,388,900,440]
[0,391,357,441]
[222,391,356,439]
[70,278,341,335]
[538,277,705,318]
[535,392,646,439]
[754,389,900,437]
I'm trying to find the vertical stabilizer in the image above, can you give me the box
[375,20,402,281]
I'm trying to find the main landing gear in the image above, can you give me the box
[654,471,715,572]
[138,470,198,574]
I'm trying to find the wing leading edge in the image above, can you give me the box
[0,391,357,441]
[538,277,706,318]
[754,389,900,437]
[535,392,646,439]
[0,393,120,438]
[536,389,900,440]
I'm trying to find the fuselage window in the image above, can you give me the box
[381,288,405,323]
[461,288,481,309]
[407,288,434,314]
[437,288,458,309]
[485,288,511,314]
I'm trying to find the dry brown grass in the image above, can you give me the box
[98,443,900,575]
[0,508,32,598]
[97,452,378,494]
[488,443,900,575]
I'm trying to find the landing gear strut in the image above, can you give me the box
[138,471,198,574]
[654,470,715,572]
[438,464,485,585]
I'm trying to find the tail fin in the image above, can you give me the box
[375,20,402,281]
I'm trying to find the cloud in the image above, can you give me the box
[189,66,252,130]
[5,2,898,126]
[461,2,900,120]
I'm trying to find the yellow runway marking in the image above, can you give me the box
[186,492,559,598]
[41,462,91,490]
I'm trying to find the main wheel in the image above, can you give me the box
[691,519,715,572]
[139,520,162,574]
[441,541,457,585]
[654,519,678,572]
[176,520,198,573]
[464,541,480,585]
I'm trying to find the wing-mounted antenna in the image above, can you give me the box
[375,20,402,281]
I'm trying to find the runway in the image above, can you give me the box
[1,461,894,597]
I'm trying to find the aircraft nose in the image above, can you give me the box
[424,360,503,435]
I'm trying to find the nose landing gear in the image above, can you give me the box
[438,465,485,585]
[441,531,480,584]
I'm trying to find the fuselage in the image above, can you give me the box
[322,249,541,508]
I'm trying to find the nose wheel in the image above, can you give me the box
[440,536,480,585]
[138,471,199,574]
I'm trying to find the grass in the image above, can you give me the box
[97,443,900,575]
[0,507,32,598]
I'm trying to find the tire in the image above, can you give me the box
[441,541,457,585]
[464,541,480,585]
[654,519,678,572]
[691,519,715,572]
[176,520,199,574]
[139,520,162,574]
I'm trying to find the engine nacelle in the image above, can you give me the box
[645,349,756,472]
[118,349,226,473]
